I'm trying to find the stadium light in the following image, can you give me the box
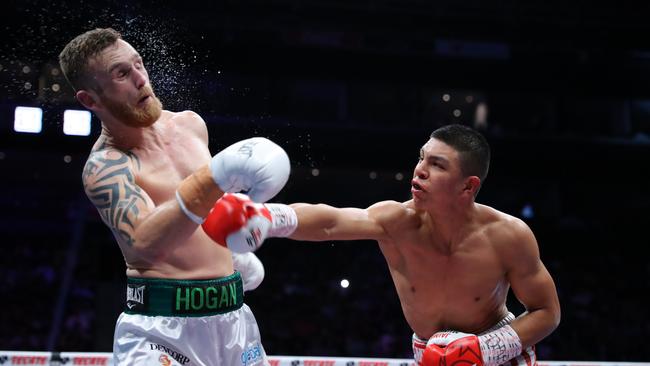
[14,106,43,133]
[63,109,92,136]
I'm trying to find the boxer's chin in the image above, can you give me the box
[411,193,428,209]
[103,94,163,127]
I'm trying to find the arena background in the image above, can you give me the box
[1,0,648,361]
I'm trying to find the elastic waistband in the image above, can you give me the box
[125,272,244,317]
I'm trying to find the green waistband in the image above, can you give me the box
[125,272,244,317]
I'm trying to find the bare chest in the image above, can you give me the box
[133,139,210,204]
[380,232,509,332]
[401,238,505,295]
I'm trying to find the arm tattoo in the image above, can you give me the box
[84,150,147,246]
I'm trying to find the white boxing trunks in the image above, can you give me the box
[412,312,537,366]
[114,272,269,366]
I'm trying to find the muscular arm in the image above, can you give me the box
[500,220,561,349]
[83,149,209,262]
[288,201,396,242]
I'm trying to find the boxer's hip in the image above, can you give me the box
[114,272,268,365]
[124,271,244,317]
[114,303,268,365]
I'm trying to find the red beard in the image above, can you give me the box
[101,86,163,127]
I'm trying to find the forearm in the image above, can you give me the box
[131,201,205,260]
[176,165,224,220]
[508,259,562,349]
[135,166,223,260]
[288,203,340,241]
[510,306,561,349]
[425,303,559,366]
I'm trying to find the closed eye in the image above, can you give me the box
[115,68,129,78]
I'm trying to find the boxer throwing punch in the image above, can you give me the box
[59,28,289,365]
[204,124,561,366]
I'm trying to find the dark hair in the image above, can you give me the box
[430,124,491,184]
[58,28,122,91]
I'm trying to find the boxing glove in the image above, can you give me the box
[175,137,290,225]
[422,331,483,366]
[232,252,265,292]
[422,326,522,366]
[210,137,290,203]
[201,193,297,253]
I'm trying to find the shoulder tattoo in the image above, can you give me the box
[83,150,146,246]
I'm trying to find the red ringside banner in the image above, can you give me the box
[1,351,649,366]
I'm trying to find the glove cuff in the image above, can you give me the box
[478,324,522,366]
[265,204,298,238]
[176,165,223,223]
[176,190,205,224]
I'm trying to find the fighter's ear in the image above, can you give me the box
[462,176,481,197]
[76,89,98,111]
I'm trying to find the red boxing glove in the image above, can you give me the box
[201,193,272,253]
[422,331,483,366]
[422,326,522,366]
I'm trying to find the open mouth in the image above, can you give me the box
[138,95,151,104]
[411,180,425,192]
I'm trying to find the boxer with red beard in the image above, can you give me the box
[59,28,289,365]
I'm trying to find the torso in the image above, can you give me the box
[376,201,511,338]
[88,110,232,279]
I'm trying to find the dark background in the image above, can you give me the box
[1,0,649,361]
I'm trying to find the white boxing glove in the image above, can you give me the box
[232,252,265,292]
[210,137,290,203]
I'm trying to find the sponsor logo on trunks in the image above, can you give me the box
[149,343,190,365]
[126,285,146,310]
[174,283,238,314]
[240,343,263,366]
[159,355,172,366]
